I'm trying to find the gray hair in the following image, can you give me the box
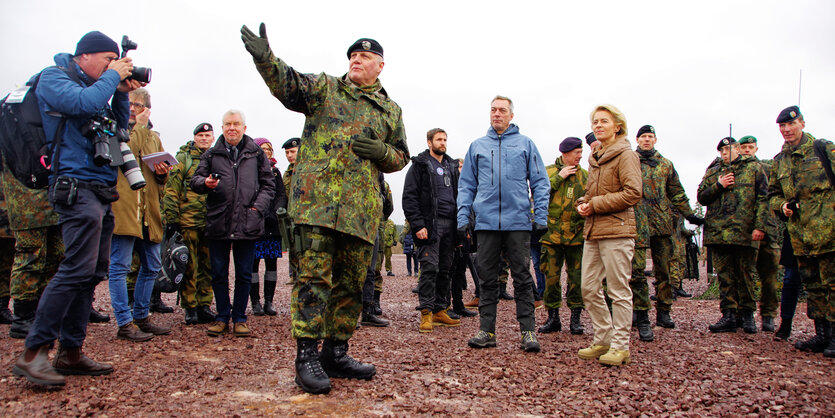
[130,87,151,108]
[492,95,513,113]
[222,109,246,125]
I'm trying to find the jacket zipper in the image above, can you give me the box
[498,134,502,230]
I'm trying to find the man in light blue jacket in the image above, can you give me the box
[457,95,549,352]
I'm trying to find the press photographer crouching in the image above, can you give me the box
[12,31,141,387]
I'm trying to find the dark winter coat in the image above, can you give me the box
[402,150,459,246]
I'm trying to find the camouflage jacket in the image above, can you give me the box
[384,219,397,247]
[1,156,58,232]
[283,163,294,204]
[768,133,835,256]
[755,157,780,249]
[697,155,768,248]
[163,141,208,229]
[0,169,10,238]
[254,54,409,244]
[540,156,587,246]
[636,149,694,237]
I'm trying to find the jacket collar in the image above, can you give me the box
[591,138,631,166]
[486,123,519,139]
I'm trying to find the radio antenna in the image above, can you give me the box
[798,69,803,106]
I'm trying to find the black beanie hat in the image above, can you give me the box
[585,132,597,145]
[75,31,119,56]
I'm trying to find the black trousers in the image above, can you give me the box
[416,218,456,312]
[476,230,536,333]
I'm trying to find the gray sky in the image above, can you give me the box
[3,0,834,224]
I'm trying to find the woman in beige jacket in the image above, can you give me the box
[576,104,642,366]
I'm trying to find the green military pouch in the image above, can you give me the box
[296,225,335,254]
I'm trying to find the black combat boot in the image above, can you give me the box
[740,310,757,334]
[774,318,792,341]
[184,308,198,325]
[89,305,111,323]
[537,308,561,333]
[762,316,775,332]
[149,290,174,313]
[656,310,675,329]
[10,299,38,339]
[373,291,383,316]
[320,339,376,380]
[636,310,654,342]
[570,308,584,335]
[675,286,692,298]
[360,302,389,327]
[0,296,13,324]
[823,322,835,358]
[499,283,514,301]
[295,338,331,394]
[709,309,737,333]
[196,305,216,324]
[250,282,264,316]
[263,271,277,316]
[795,319,829,353]
[452,299,477,317]
[632,310,638,329]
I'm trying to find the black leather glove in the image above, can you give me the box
[240,23,273,63]
[165,223,181,237]
[353,136,388,161]
[533,223,548,241]
[457,225,470,245]
[685,214,705,226]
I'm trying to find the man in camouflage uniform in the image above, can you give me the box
[768,106,835,357]
[163,122,216,325]
[699,137,768,334]
[538,137,587,335]
[633,125,703,330]
[669,211,695,298]
[738,135,780,331]
[383,218,396,276]
[0,162,13,324]
[368,179,393,319]
[242,25,409,394]
[282,137,300,285]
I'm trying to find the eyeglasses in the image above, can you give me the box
[129,102,147,110]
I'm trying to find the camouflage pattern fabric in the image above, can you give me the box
[713,245,758,312]
[669,214,687,289]
[163,141,208,229]
[10,226,63,302]
[757,245,780,318]
[0,170,11,239]
[797,252,835,321]
[541,156,587,247]
[290,226,372,340]
[283,163,294,200]
[1,157,59,231]
[630,248,650,311]
[0,237,11,298]
[179,228,214,309]
[648,235,675,311]
[498,257,508,285]
[540,243,583,309]
[383,219,396,247]
[756,158,781,250]
[637,149,694,236]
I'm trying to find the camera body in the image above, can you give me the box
[121,36,152,83]
[81,116,146,190]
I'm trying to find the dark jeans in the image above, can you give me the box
[405,251,418,275]
[416,218,456,312]
[530,242,545,297]
[476,230,536,333]
[780,266,802,321]
[209,239,256,323]
[26,188,113,349]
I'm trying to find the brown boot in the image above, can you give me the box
[432,310,461,327]
[419,309,433,333]
[117,322,154,342]
[134,316,171,335]
[464,297,480,308]
[53,345,113,376]
[12,346,66,386]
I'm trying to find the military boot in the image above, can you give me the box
[9,299,38,339]
[360,302,389,327]
[0,297,13,324]
[149,290,174,313]
[320,339,376,380]
[537,308,561,333]
[632,310,638,329]
[263,271,278,316]
[675,286,692,298]
[774,318,792,341]
[570,308,584,335]
[708,309,737,333]
[761,316,775,332]
[499,284,514,301]
[740,310,757,334]
[373,291,383,316]
[823,322,835,358]
[89,307,111,323]
[656,310,676,329]
[250,282,265,316]
[795,319,829,353]
[12,346,65,386]
[636,310,654,342]
[295,338,330,394]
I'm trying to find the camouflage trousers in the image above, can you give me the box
[498,257,509,285]
[797,251,835,322]
[630,248,651,311]
[11,226,63,302]
[670,235,686,289]
[630,236,674,311]
[0,237,12,299]
[291,226,373,341]
[540,243,584,309]
[373,247,385,292]
[713,245,757,312]
[179,228,214,309]
[756,244,780,318]
[383,246,393,272]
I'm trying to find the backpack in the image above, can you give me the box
[154,231,190,293]
[0,67,78,189]
[812,139,835,189]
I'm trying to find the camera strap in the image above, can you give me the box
[46,65,84,182]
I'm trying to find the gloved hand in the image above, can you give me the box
[240,23,273,63]
[685,214,705,226]
[353,136,388,161]
[457,225,470,245]
[532,223,548,241]
[165,223,181,237]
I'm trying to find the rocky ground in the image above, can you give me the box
[1,254,833,416]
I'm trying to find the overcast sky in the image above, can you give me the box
[3,0,834,224]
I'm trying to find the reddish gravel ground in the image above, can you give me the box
[1,254,833,416]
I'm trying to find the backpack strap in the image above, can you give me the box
[42,65,84,181]
[813,139,835,189]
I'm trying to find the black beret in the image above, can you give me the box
[282,137,300,149]
[717,137,737,151]
[559,137,583,153]
[776,106,802,123]
[738,135,757,145]
[585,132,597,145]
[193,122,213,135]
[636,125,655,138]
[347,38,383,59]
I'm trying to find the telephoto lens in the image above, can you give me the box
[118,142,146,190]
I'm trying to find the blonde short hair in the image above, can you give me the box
[590,104,627,140]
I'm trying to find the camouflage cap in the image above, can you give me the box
[738,135,757,145]
[347,38,383,59]
[717,136,737,151]
[776,106,802,123]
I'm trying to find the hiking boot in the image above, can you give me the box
[53,345,113,376]
[320,339,376,380]
[762,316,775,332]
[599,348,631,366]
[12,346,65,386]
[419,309,433,333]
[578,344,610,360]
[149,290,174,314]
[656,310,675,329]
[373,291,383,316]
[740,310,757,334]
[9,299,38,339]
[538,308,561,333]
[675,287,692,298]
[89,308,110,323]
[468,330,497,348]
[0,297,13,324]
[233,322,250,337]
[636,310,654,342]
[295,338,330,394]
[464,297,480,308]
[135,316,171,335]
[184,308,199,325]
[823,322,835,358]
[499,285,514,301]
[521,331,541,352]
[534,300,544,310]
[263,273,278,316]
[250,282,265,316]
[360,303,389,327]
[774,318,792,341]
[795,319,829,353]
[117,322,154,342]
[206,321,229,337]
[570,308,585,335]
[708,309,737,333]
[432,310,461,327]
[452,307,477,317]
[196,305,216,324]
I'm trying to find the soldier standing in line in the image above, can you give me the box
[668,211,694,299]
[538,137,587,335]
[371,180,393,316]
[383,219,396,276]
[281,137,300,285]
[699,137,768,334]
[242,25,409,393]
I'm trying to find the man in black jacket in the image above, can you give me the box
[403,128,460,333]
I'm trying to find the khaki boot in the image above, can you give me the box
[432,310,461,327]
[577,344,610,360]
[419,309,433,333]
[599,348,631,366]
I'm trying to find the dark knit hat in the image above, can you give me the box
[738,135,757,145]
[193,123,213,135]
[559,137,583,153]
[776,106,802,124]
[282,137,300,149]
[347,38,383,59]
[585,132,597,145]
[717,137,737,151]
[75,31,119,56]
[636,125,655,138]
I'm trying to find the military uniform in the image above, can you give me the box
[0,167,13,318]
[162,140,213,311]
[374,182,393,293]
[754,158,780,321]
[382,219,396,273]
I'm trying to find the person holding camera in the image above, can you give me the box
[13,31,138,387]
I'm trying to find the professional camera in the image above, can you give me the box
[121,36,152,83]
[81,116,146,190]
